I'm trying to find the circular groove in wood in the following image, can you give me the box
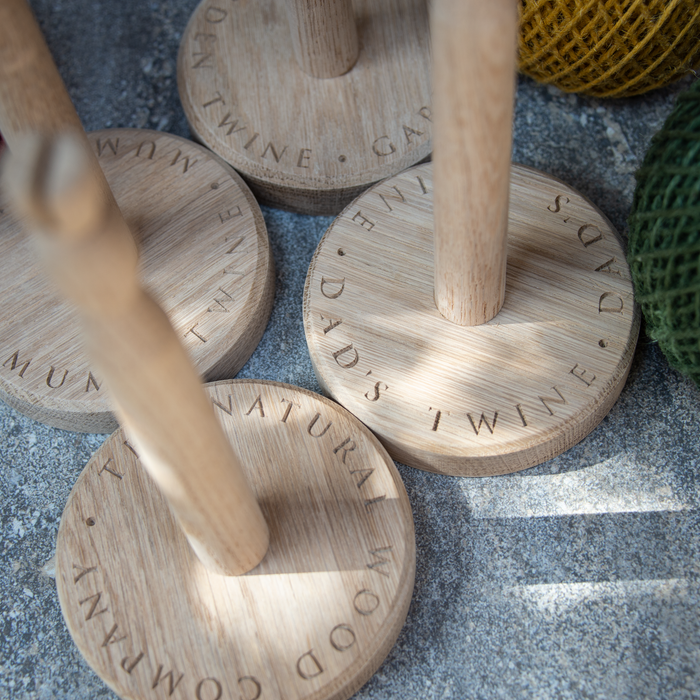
[56,380,415,700]
[177,0,431,215]
[303,163,641,477]
[0,129,275,433]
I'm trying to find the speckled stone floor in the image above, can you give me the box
[1,2,699,699]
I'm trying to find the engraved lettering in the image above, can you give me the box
[280,398,299,423]
[297,148,312,168]
[203,92,225,108]
[225,234,244,251]
[185,324,207,343]
[330,624,356,652]
[364,495,386,508]
[170,149,197,173]
[121,652,145,674]
[429,407,442,432]
[196,678,223,700]
[297,650,324,680]
[578,224,603,247]
[246,395,265,417]
[351,211,375,231]
[307,412,332,438]
[205,6,227,23]
[372,136,396,157]
[367,546,393,577]
[135,140,156,159]
[192,32,216,68]
[261,142,288,163]
[321,315,343,334]
[79,591,108,620]
[598,292,624,314]
[220,209,243,225]
[152,664,184,695]
[467,411,498,435]
[73,564,98,584]
[46,366,68,389]
[208,287,234,312]
[349,468,373,488]
[570,363,596,386]
[96,138,119,156]
[223,266,245,277]
[85,371,100,393]
[595,257,622,276]
[123,440,139,458]
[102,623,127,647]
[354,589,380,615]
[320,277,346,299]
[238,677,262,700]
[539,386,567,415]
[416,175,428,194]
[99,457,123,480]
[243,133,260,150]
[547,195,569,213]
[3,351,31,377]
[218,113,247,136]
[333,437,356,464]
[515,403,528,427]
[402,124,423,143]
[332,344,359,369]
[213,395,234,416]
[364,381,388,402]
[418,106,432,121]
[378,185,406,212]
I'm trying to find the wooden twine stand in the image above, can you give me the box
[2,18,415,697]
[24,138,417,700]
[303,0,640,477]
[177,0,431,215]
[0,0,275,432]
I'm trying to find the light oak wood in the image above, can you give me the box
[177,0,431,215]
[303,162,640,476]
[286,0,359,78]
[8,134,269,576]
[0,0,118,224]
[0,129,275,432]
[56,380,415,700]
[433,0,517,326]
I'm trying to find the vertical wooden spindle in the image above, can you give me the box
[432,0,518,326]
[285,0,359,78]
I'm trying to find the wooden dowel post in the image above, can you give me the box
[285,0,359,78]
[0,0,269,577]
[432,0,518,326]
[6,136,270,577]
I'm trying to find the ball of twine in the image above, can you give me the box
[628,79,700,387]
[519,0,700,98]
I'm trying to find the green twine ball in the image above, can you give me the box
[628,79,700,387]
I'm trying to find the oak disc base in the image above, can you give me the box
[0,129,274,432]
[304,163,640,477]
[56,380,415,700]
[177,0,431,215]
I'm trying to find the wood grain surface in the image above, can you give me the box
[0,129,275,432]
[56,380,415,700]
[304,162,640,476]
[177,0,431,215]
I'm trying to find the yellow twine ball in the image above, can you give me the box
[519,0,700,98]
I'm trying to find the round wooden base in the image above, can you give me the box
[0,129,274,433]
[56,380,415,700]
[304,163,640,477]
[177,0,431,215]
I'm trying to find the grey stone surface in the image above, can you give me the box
[1,1,699,699]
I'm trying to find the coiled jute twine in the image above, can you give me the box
[628,79,700,387]
[519,0,700,97]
